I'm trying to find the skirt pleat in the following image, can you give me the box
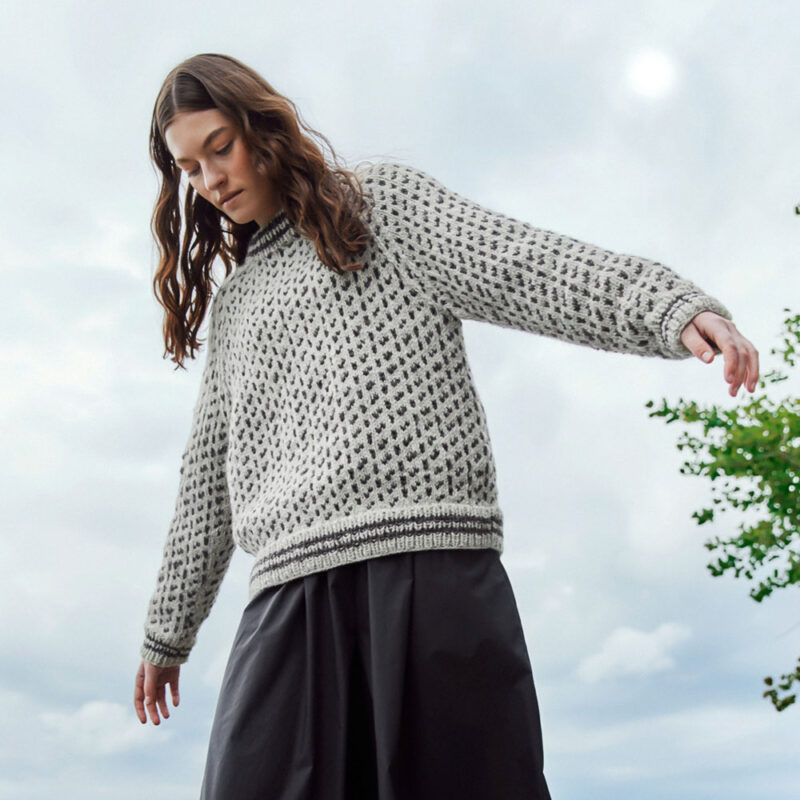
[199,547,552,800]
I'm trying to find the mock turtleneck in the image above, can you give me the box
[246,208,302,260]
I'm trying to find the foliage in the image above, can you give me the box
[645,308,800,711]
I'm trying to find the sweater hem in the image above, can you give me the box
[247,502,504,598]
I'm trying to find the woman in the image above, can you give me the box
[133,53,759,799]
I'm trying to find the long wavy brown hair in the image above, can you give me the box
[149,53,376,368]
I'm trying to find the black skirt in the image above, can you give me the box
[199,547,553,799]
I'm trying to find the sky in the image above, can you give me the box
[1,0,799,798]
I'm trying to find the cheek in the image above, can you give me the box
[190,180,212,202]
[245,147,266,179]
[241,151,260,180]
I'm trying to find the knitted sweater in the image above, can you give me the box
[140,160,732,667]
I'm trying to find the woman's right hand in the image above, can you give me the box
[134,659,181,725]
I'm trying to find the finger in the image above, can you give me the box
[736,345,754,396]
[720,334,752,396]
[169,675,180,708]
[145,695,160,725]
[747,342,760,392]
[681,322,720,363]
[709,330,743,395]
[157,684,170,720]
[134,664,147,724]
[727,352,743,396]
[143,667,161,726]
[729,331,760,394]
[727,343,749,397]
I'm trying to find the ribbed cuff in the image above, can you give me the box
[658,291,733,359]
[140,633,192,667]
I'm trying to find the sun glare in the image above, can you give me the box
[626,49,677,98]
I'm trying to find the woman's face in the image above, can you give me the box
[165,107,281,227]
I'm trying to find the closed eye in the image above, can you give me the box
[187,142,233,177]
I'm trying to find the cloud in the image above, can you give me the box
[39,700,168,757]
[201,647,231,693]
[576,622,692,683]
[543,699,800,795]
[49,212,146,281]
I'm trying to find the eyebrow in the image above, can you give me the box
[174,126,229,165]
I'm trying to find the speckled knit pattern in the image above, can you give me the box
[140,161,733,667]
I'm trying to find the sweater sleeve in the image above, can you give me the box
[140,292,235,668]
[364,161,733,359]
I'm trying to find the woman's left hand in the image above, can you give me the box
[680,310,759,397]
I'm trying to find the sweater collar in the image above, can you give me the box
[246,208,302,260]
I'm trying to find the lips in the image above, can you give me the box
[221,190,243,206]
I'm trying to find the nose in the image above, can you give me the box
[202,163,227,195]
